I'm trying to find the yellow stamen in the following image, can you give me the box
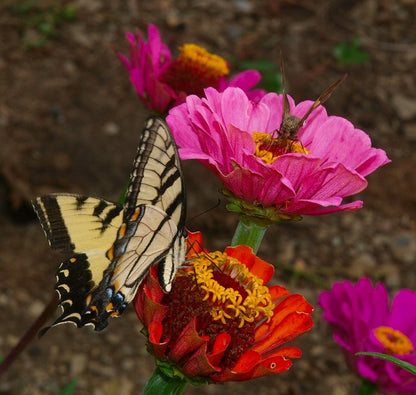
[178,44,229,80]
[252,131,310,164]
[180,251,274,327]
[374,326,414,355]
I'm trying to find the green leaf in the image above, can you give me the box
[59,379,77,395]
[143,367,187,395]
[357,380,377,395]
[238,59,283,92]
[356,352,416,375]
[61,5,76,21]
[333,37,370,64]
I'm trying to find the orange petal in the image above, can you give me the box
[225,245,274,283]
[253,311,313,354]
[211,355,292,382]
[186,230,204,256]
[232,350,260,373]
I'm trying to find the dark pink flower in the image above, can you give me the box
[166,87,390,219]
[116,24,265,113]
[319,278,416,394]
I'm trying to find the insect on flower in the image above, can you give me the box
[276,55,347,152]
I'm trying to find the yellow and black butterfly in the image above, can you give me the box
[32,117,187,332]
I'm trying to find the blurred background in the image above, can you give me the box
[1,1,415,393]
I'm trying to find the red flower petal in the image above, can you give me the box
[181,343,221,376]
[207,333,231,367]
[211,354,292,382]
[253,311,313,354]
[249,355,293,378]
[272,346,302,359]
[269,285,291,299]
[233,350,261,373]
[169,318,208,363]
[225,245,274,283]
[137,284,169,328]
[148,322,169,359]
[186,230,204,256]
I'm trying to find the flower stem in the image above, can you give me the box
[231,216,269,254]
[143,366,187,395]
[357,380,377,395]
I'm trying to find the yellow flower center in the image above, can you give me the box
[373,326,414,355]
[160,43,229,97]
[178,44,229,80]
[252,131,309,164]
[180,251,274,328]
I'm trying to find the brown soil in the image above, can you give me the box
[1,1,415,394]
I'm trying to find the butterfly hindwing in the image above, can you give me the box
[32,195,123,332]
[33,117,187,332]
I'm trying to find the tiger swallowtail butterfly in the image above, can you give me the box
[33,117,187,332]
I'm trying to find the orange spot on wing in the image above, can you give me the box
[118,224,127,237]
[130,207,142,221]
[107,245,114,260]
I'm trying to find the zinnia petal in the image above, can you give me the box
[167,86,390,220]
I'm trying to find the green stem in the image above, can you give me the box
[143,367,187,395]
[357,380,377,395]
[231,217,269,254]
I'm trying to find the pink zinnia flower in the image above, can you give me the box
[116,24,265,113]
[319,278,416,394]
[166,86,390,219]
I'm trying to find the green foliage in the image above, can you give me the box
[238,60,283,93]
[9,0,76,49]
[59,379,77,395]
[356,352,416,375]
[333,37,370,64]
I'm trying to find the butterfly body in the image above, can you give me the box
[33,117,186,332]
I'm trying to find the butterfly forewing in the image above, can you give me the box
[32,194,123,253]
[125,117,186,228]
[33,117,187,332]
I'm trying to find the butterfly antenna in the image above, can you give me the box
[187,199,221,225]
[280,52,291,121]
[0,293,59,376]
[299,73,348,124]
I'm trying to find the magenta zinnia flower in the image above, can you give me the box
[319,278,416,394]
[166,87,390,220]
[116,24,265,113]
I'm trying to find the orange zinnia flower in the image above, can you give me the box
[134,232,313,383]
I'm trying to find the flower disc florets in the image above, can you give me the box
[134,232,313,382]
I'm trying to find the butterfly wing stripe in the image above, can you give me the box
[108,205,180,301]
[33,195,74,251]
[157,233,187,292]
[124,117,186,227]
[32,194,123,253]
